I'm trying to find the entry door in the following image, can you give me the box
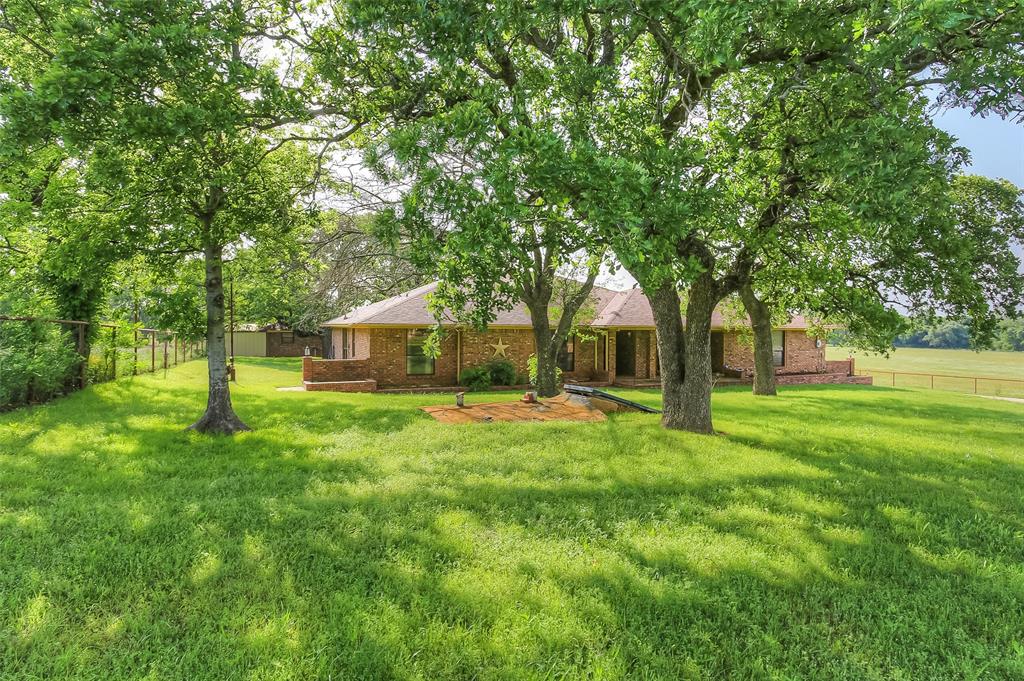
[616,330,636,376]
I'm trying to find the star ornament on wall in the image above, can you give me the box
[489,338,509,357]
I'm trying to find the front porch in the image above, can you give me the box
[611,371,873,389]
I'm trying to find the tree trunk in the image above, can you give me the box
[527,306,560,397]
[646,280,688,430]
[739,284,777,396]
[188,239,251,434]
[678,274,718,434]
[535,340,560,397]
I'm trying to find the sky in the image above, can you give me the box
[933,106,1023,268]
[933,107,1024,186]
[598,107,1024,291]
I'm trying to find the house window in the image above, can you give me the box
[338,329,357,359]
[772,330,785,367]
[406,330,435,375]
[557,337,575,373]
[281,331,295,345]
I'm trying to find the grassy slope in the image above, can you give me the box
[1,358,1023,680]
[828,345,1024,380]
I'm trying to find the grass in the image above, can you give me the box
[828,346,1024,397]
[1,358,1023,680]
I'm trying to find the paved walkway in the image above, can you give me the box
[421,394,606,424]
[970,394,1024,405]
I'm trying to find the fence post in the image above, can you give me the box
[111,326,117,379]
[133,327,139,376]
[930,374,934,389]
[78,323,88,388]
[891,372,895,387]
[974,378,978,394]
[174,335,178,365]
[151,333,156,373]
[163,339,168,370]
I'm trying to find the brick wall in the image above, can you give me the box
[635,331,651,379]
[307,326,826,388]
[307,328,458,387]
[267,331,323,357]
[722,330,826,378]
[303,356,370,382]
[568,334,598,382]
[460,328,598,383]
[308,326,602,388]
[461,328,534,380]
[825,359,854,376]
[782,331,827,374]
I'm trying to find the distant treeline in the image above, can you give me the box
[832,319,1024,351]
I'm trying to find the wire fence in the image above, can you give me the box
[88,323,206,383]
[855,369,1024,399]
[0,315,205,411]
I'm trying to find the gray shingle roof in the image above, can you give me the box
[322,281,812,330]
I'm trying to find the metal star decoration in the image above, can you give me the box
[489,338,509,357]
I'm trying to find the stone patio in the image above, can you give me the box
[421,393,607,424]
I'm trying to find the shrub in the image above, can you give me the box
[484,359,517,386]
[0,320,81,409]
[460,359,520,391]
[459,365,493,391]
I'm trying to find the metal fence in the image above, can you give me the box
[855,369,1024,399]
[0,315,205,410]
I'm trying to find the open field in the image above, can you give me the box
[2,358,1023,680]
[828,346,1024,397]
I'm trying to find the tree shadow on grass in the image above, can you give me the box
[2,381,1023,679]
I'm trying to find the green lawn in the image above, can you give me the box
[828,345,1024,379]
[2,358,1023,680]
[828,346,1024,397]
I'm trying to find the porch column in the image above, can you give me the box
[607,331,616,384]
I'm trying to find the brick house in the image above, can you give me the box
[302,281,863,391]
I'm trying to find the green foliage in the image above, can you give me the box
[142,260,208,341]
[993,318,1024,352]
[460,358,517,391]
[0,0,354,430]
[835,317,1024,352]
[0,320,80,409]
[484,358,517,387]
[342,0,1024,430]
[2,358,1024,678]
[458,364,493,391]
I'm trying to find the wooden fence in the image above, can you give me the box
[855,369,1024,399]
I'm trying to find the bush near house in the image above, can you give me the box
[460,358,518,391]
